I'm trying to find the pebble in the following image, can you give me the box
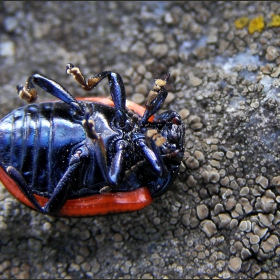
[250,235,260,245]
[218,213,231,228]
[196,204,209,220]
[255,176,268,189]
[4,16,18,32]
[149,44,169,59]
[200,220,217,238]
[228,257,242,273]
[253,223,268,239]
[0,41,15,57]
[271,66,280,78]
[185,156,199,169]
[164,13,174,25]
[194,150,205,161]
[265,46,279,61]
[178,108,190,119]
[132,93,145,104]
[239,186,249,196]
[135,84,147,94]
[261,235,279,253]
[189,74,203,87]
[241,247,252,260]
[255,196,276,213]
[258,213,274,227]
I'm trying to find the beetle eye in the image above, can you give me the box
[172,117,181,125]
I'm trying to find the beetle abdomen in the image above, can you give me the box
[0,102,85,195]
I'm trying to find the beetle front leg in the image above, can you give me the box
[17,74,84,115]
[140,74,170,125]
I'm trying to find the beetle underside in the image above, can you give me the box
[0,64,185,216]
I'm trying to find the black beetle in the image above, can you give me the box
[0,64,185,216]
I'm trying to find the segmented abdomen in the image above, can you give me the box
[0,102,85,195]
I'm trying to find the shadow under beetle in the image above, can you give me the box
[0,64,185,216]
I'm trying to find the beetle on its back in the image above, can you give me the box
[0,64,185,216]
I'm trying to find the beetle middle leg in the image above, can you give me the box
[67,63,127,125]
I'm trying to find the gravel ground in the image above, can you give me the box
[1,1,280,278]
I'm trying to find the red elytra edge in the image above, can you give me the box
[0,97,154,216]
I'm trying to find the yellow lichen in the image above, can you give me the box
[267,14,280,27]
[248,16,265,34]
[234,17,249,29]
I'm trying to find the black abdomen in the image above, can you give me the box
[0,102,85,195]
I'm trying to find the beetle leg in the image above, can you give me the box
[17,74,84,115]
[43,149,86,215]
[145,130,168,177]
[66,63,126,125]
[83,111,127,188]
[82,110,112,187]
[152,110,182,125]
[6,148,86,215]
[6,166,43,211]
[137,137,167,177]
[109,140,128,185]
[140,74,170,125]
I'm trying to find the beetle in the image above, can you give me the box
[0,64,185,216]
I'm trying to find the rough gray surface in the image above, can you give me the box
[1,1,280,278]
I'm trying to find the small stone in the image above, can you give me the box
[164,12,174,24]
[228,257,242,273]
[239,220,248,231]
[214,203,224,214]
[253,223,268,239]
[258,213,274,227]
[209,171,220,183]
[226,151,234,159]
[196,204,209,220]
[185,156,199,169]
[240,186,249,196]
[113,233,123,242]
[4,16,18,32]
[212,152,224,160]
[265,46,279,61]
[261,235,279,253]
[241,247,252,260]
[271,66,280,78]
[230,219,238,229]
[135,84,147,94]
[200,220,217,238]
[0,41,15,57]
[189,75,202,86]
[137,64,146,75]
[255,196,276,213]
[220,177,230,187]
[251,264,261,277]
[218,213,231,228]
[132,93,145,104]
[178,108,190,119]
[250,235,260,245]
[256,176,268,189]
[194,150,204,161]
[150,44,169,59]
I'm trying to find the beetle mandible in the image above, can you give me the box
[0,64,185,216]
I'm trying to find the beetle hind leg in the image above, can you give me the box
[17,74,84,115]
[6,166,43,211]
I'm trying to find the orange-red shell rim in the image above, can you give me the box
[0,97,154,216]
